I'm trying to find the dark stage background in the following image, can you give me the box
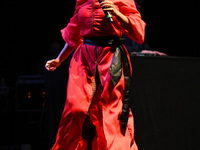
[1,0,200,149]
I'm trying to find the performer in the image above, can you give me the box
[45,0,145,149]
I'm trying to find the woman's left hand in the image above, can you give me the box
[100,0,118,16]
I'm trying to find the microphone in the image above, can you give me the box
[98,0,113,23]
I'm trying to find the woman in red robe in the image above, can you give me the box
[45,0,145,149]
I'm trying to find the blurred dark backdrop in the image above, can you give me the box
[1,0,75,85]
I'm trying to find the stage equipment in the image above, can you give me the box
[15,75,45,111]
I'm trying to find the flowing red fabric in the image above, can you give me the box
[52,0,145,149]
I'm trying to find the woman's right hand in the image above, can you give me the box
[45,58,61,71]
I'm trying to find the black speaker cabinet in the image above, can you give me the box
[15,75,45,111]
[130,55,200,150]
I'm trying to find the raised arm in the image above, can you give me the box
[100,0,133,32]
[100,0,146,44]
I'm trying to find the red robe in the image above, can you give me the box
[52,0,145,149]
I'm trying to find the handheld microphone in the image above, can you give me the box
[98,0,113,23]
